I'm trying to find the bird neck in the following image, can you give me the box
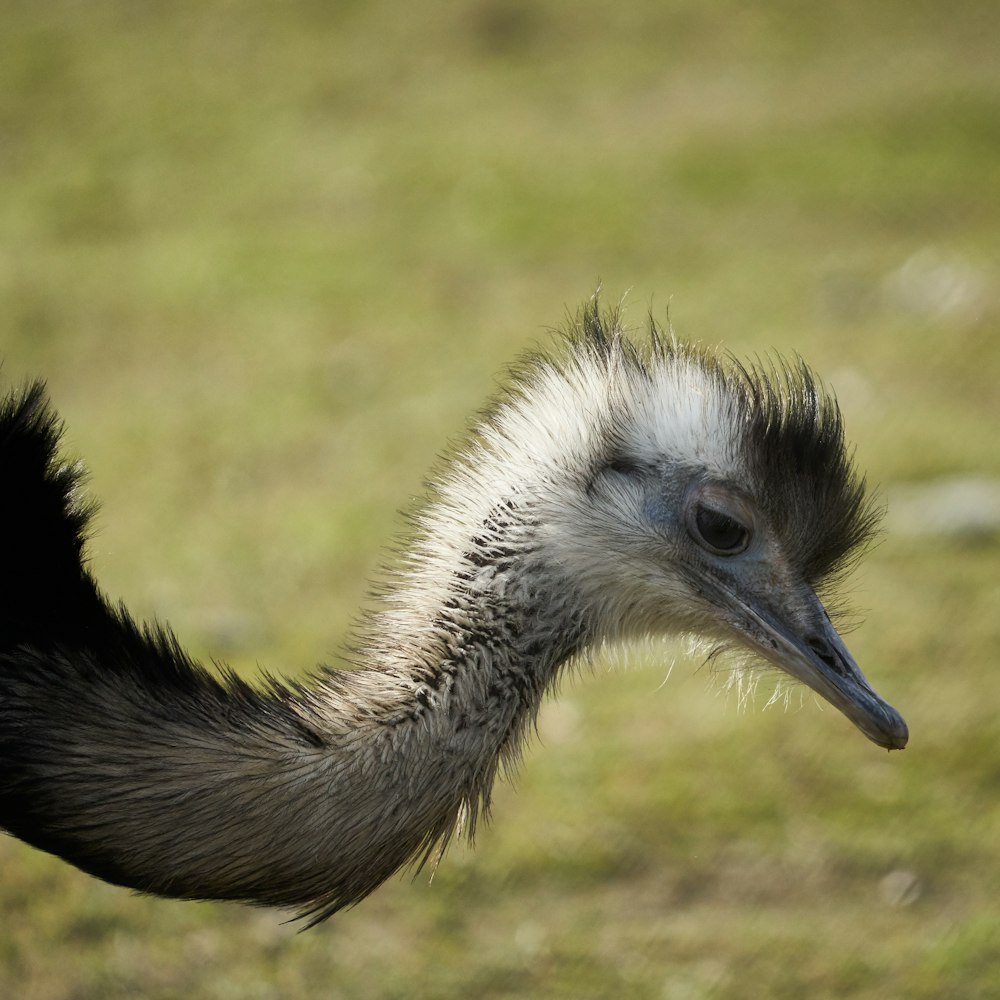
[326,486,589,827]
[0,485,590,923]
[362,525,587,760]
[359,485,589,732]
[279,487,591,917]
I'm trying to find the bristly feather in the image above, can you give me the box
[727,355,882,592]
[0,382,101,651]
[487,297,879,588]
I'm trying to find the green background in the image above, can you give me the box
[1,1,998,997]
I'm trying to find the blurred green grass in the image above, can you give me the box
[1,1,998,997]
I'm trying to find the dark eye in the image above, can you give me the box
[607,457,642,477]
[691,504,750,555]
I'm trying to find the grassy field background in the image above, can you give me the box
[1,1,998,997]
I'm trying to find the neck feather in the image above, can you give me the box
[1,487,587,922]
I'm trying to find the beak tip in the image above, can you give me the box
[868,708,908,751]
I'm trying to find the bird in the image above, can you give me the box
[0,299,907,925]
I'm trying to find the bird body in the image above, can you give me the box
[0,302,906,923]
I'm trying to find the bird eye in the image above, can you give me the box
[691,504,750,555]
[607,457,642,477]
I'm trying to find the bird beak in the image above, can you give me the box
[720,582,908,750]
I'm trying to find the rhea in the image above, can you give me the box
[0,303,906,924]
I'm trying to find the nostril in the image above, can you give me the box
[806,635,847,676]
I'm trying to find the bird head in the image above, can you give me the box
[507,305,907,750]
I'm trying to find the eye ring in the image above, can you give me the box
[689,503,751,556]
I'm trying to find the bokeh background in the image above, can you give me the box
[1,2,998,997]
